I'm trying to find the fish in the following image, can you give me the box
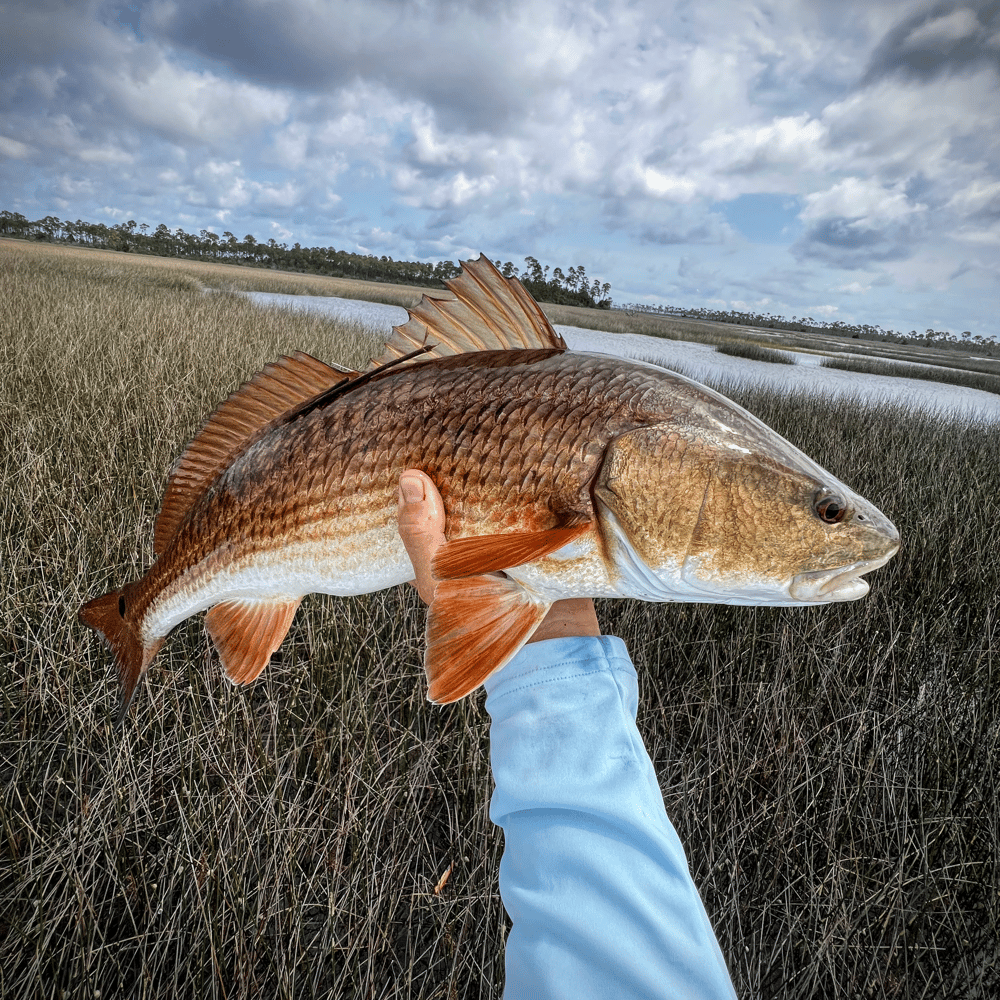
[79,254,900,719]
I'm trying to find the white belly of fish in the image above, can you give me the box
[504,531,626,600]
[144,517,415,641]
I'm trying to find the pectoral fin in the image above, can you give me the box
[432,522,591,579]
[205,597,302,684]
[425,574,551,704]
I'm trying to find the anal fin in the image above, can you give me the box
[425,574,551,703]
[205,597,302,684]
[432,522,591,579]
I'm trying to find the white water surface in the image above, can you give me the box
[244,291,1000,424]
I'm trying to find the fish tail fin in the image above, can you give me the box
[79,588,163,725]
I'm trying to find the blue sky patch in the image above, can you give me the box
[719,194,802,245]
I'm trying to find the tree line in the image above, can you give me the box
[0,210,612,309]
[616,301,994,353]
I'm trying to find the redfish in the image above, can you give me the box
[80,255,899,718]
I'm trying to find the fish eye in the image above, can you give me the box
[814,493,848,524]
[119,595,126,616]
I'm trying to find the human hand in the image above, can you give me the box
[397,470,447,605]
[397,470,600,642]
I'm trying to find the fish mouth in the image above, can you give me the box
[789,547,899,603]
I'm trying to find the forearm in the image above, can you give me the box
[524,597,600,644]
[484,636,737,1000]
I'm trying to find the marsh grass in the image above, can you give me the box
[715,341,796,365]
[821,354,1000,397]
[2,242,998,998]
[544,300,744,347]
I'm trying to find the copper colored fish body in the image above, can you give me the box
[80,256,899,718]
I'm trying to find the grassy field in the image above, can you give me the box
[10,238,998,383]
[2,241,998,998]
[0,238,454,309]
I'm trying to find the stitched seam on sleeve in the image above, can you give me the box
[487,659,635,704]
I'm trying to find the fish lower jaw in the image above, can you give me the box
[789,552,895,603]
[800,575,870,603]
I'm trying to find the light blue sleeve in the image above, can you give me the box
[483,635,738,1000]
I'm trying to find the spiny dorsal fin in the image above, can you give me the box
[154,352,355,555]
[368,254,567,370]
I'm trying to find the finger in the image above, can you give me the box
[397,470,446,605]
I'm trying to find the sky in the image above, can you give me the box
[2,1,998,338]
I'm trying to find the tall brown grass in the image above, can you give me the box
[2,241,997,998]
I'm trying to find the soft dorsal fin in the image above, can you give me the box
[154,352,355,555]
[368,254,567,370]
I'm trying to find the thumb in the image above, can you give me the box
[397,470,446,605]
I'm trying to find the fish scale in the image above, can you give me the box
[80,254,899,719]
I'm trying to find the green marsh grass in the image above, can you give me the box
[715,341,796,365]
[821,354,1000,397]
[2,242,998,998]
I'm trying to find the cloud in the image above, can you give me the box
[149,0,604,132]
[676,253,725,296]
[862,0,1000,84]
[189,159,251,209]
[948,178,1000,218]
[801,177,926,225]
[77,145,133,164]
[99,59,290,145]
[794,177,929,267]
[699,114,829,175]
[0,0,997,338]
[809,303,840,316]
[834,281,872,295]
[641,169,699,202]
[0,135,32,158]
